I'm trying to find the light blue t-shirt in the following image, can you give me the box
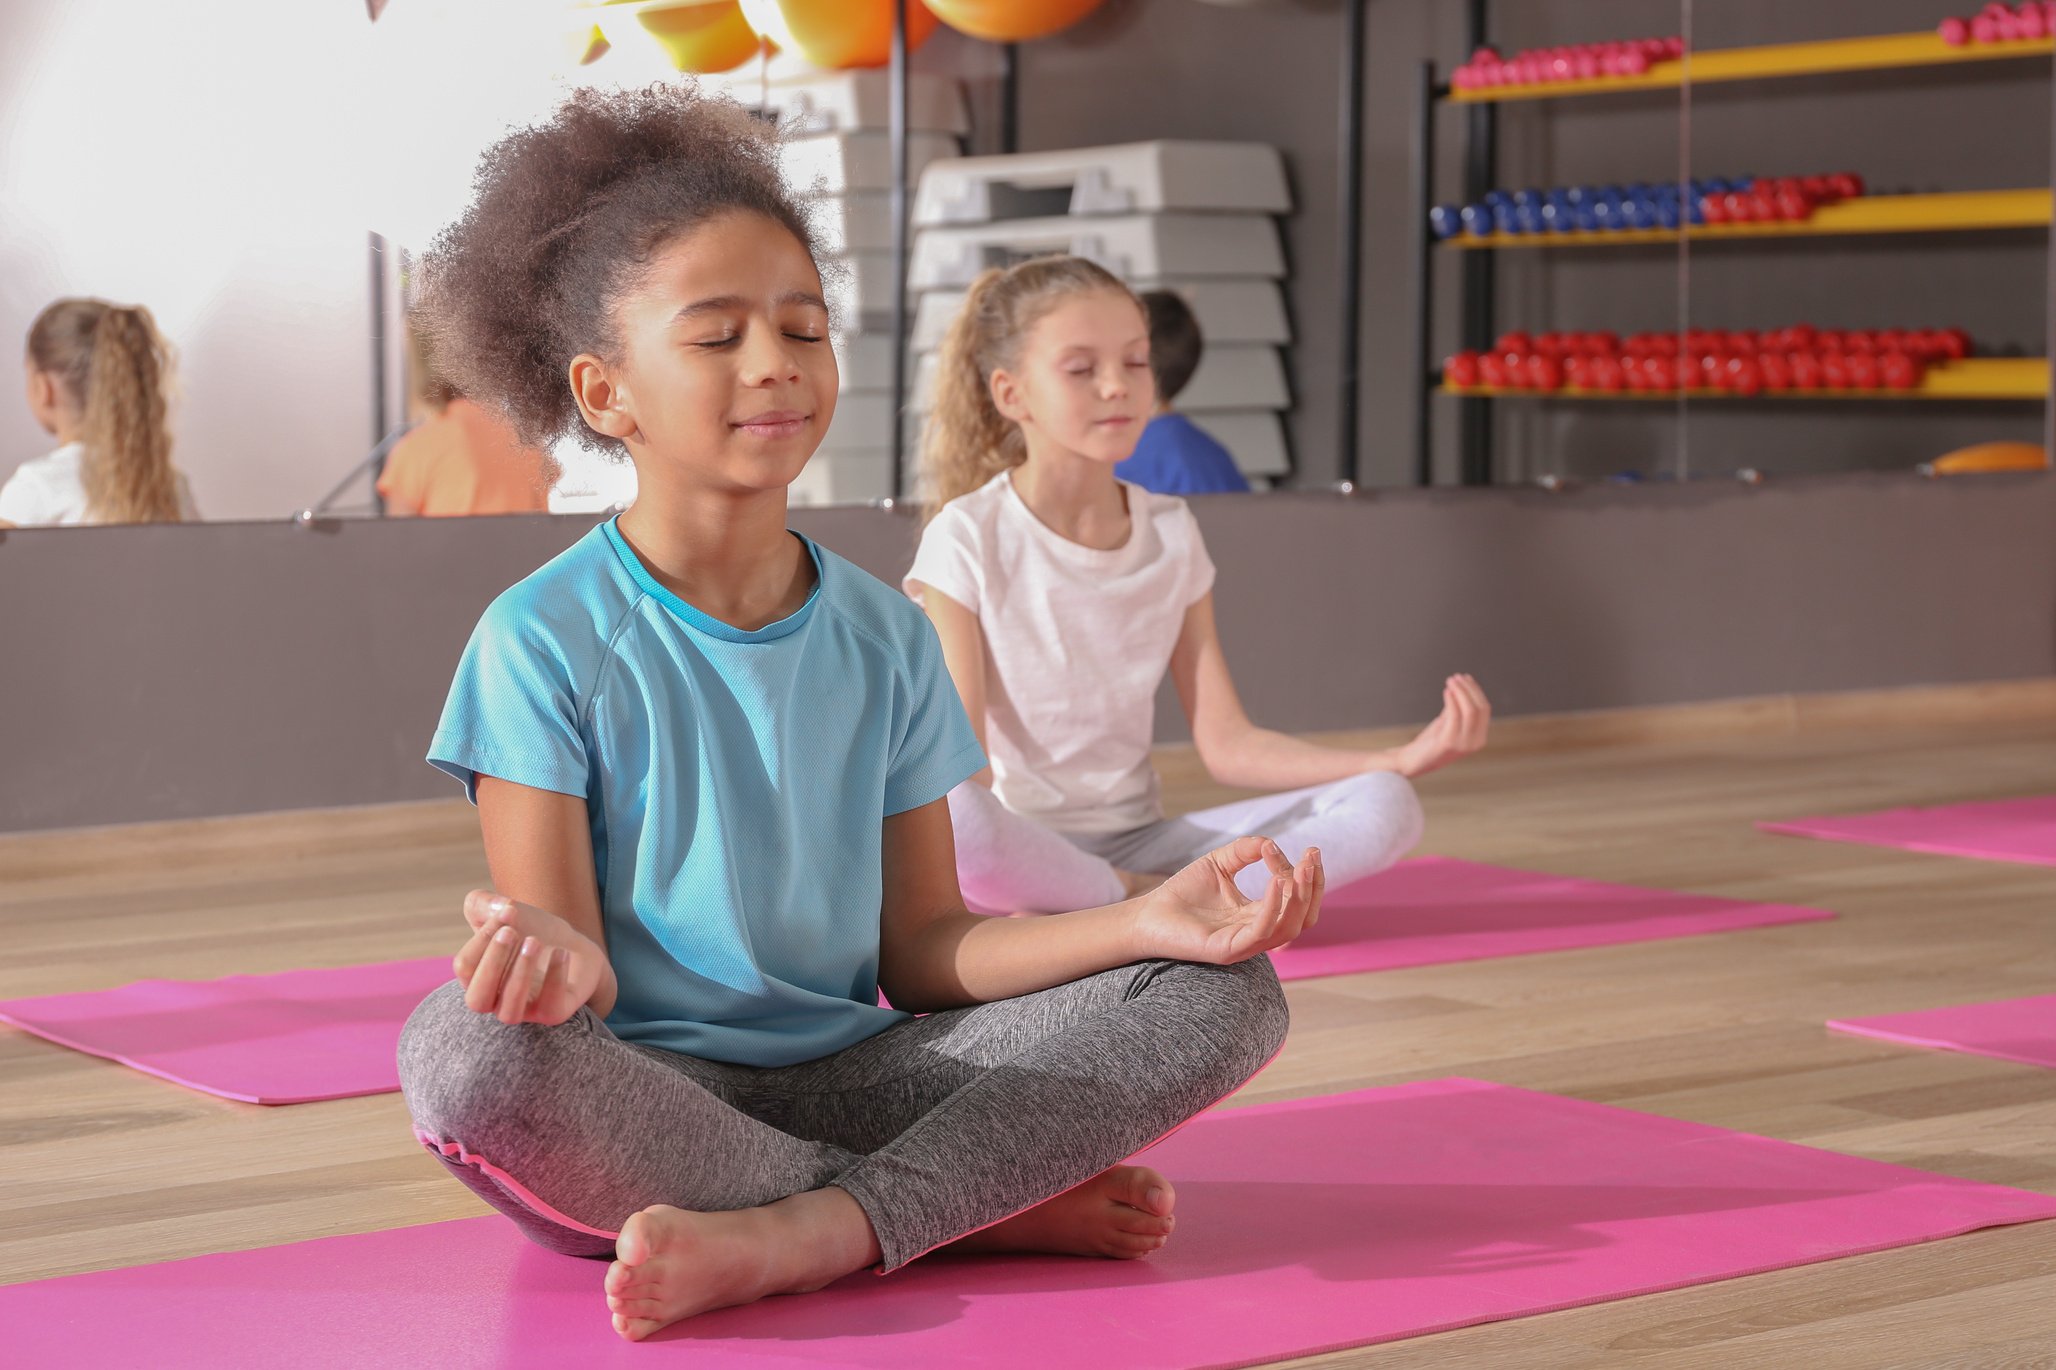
[428,518,985,1068]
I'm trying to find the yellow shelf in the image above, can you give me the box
[1446,189,2053,249]
[1443,358,2049,400]
[1450,30,2055,103]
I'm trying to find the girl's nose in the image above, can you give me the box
[740,325,802,385]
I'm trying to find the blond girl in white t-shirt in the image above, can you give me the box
[906,256,1490,913]
[3,299,196,528]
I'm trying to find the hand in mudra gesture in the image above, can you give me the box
[1132,836,1324,966]
[452,891,606,1026]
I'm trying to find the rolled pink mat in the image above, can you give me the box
[0,958,452,1104]
[1759,795,2056,867]
[1830,994,2056,1070]
[5,1078,2052,1366]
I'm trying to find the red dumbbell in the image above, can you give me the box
[1846,353,1881,390]
[1446,351,1482,387]
[1879,352,1923,390]
[1758,353,1792,391]
[1527,354,1564,391]
[1786,351,1823,391]
[1819,352,1851,389]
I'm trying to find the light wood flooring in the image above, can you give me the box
[2,710,2053,1366]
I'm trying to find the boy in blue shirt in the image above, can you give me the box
[1114,290,1253,496]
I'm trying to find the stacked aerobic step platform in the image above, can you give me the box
[908,140,1295,489]
[750,66,970,506]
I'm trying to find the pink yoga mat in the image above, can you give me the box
[7,1078,2050,1369]
[1268,857,1832,981]
[1760,795,2056,867]
[1830,994,2056,1071]
[0,958,451,1104]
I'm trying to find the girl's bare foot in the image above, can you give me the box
[1119,868,1169,900]
[949,1164,1176,1259]
[603,1187,878,1342]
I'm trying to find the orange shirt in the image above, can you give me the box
[377,398,552,517]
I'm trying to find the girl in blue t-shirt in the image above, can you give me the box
[396,85,1319,1344]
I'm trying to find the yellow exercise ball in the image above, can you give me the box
[924,0,1105,42]
[739,0,940,69]
[609,0,765,74]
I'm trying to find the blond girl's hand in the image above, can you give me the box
[1391,674,1491,779]
[1129,837,1323,966]
[452,891,606,1026]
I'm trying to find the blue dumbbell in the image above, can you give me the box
[1484,189,1513,209]
[1685,199,1707,226]
[1515,203,1544,234]
[1539,201,1571,233]
[1429,204,1464,239]
[1655,199,1682,230]
[1513,188,1544,209]
[1460,203,1494,236]
[1563,185,1590,208]
[1493,204,1518,234]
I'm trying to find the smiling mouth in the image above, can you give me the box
[733,412,811,437]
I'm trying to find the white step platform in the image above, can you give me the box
[710,69,969,136]
[913,141,1290,226]
[911,276,1290,352]
[824,253,909,332]
[1178,344,1290,412]
[781,131,961,196]
[908,343,1287,414]
[791,450,896,507]
[1190,410,1291,478]
[816,391,899,455]
[833,334,896,392]
[910,213,1284,291]
[811,193,900,256]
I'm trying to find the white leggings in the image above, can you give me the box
[948,770,1425,914]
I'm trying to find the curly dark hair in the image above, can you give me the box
[414,83,824,456]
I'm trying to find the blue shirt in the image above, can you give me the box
[428,519,985,1067]
[1114,413,1251,496]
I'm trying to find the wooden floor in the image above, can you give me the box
[3,712,2054,1366]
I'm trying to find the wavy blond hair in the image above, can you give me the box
[26,299,184,524]
[917,255,1141,521]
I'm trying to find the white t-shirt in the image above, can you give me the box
[0,442,198,526]
[905,470,1216,836]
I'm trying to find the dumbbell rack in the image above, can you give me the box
[1409,23,2056,486]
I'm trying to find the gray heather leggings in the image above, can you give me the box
[397,953,1287,1271]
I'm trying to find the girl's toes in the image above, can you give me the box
[623,1317,665,1342]
[1114,1209,1174,1237]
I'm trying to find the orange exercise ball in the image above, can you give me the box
[1923,441,2049,476]
[609,0,765,74]
[924,0,1105,42]
[739,0,940,69]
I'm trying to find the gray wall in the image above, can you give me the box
[996,0,2051,488]
[3,473,2050,833]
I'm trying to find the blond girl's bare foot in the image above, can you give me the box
[603,1187,877,1342]
[949,1164,1176,1259]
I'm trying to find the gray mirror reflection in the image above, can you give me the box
[0,3,1299,530]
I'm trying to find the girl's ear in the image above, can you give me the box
[989,365,1031,426]
[569,354,638,442]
